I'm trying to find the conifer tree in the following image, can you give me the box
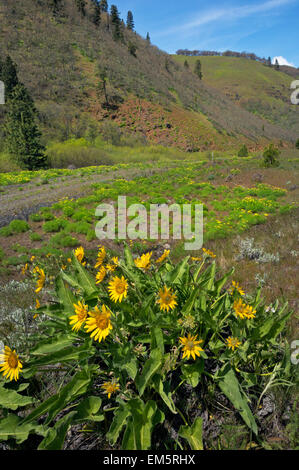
[91,0,101,26]
[0,56,19,98]
[75,0,86,16]
[194,59,203,80]
[48,0,63,16]
[4,84,47,170]
[99,0,108,12]
[110,5,123,41]
[146,32,151,43]
[275,59,280,70]
[126,11,134,31]
[184,60,189,69]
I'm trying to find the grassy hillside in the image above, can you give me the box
[0,0,298,154]
[173,55,299,137]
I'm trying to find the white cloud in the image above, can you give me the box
[272,56,296,67]
[156,0,295,37]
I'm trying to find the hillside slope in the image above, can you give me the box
[174,55,299,137]
[0,0,298,151]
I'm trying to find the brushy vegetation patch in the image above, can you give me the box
[0,220,30,237]
[0,245,297,450]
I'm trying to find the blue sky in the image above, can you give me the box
[117,0,299,67]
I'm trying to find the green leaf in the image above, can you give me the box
[22,367,94,425]
[124,244,134,268]
[181,360,204,388]
[60,271,82,291]
[38,412,76,450]
[110,344,138,381]
[0,414,46,444]
[151,326,164,354]
[217,364,258,435]
[214,268,234,295]
[136,349,163,397]
[30,333,75,356]
[253,303,291,341]
[178,417,203,450]
[122,418,135,450]
[268,309,292,341]
[27,341,95,368]
[206,261,216,291]
[107,405,131,445]
[182,285,201,315]
[72,254,97,296]
[122,398,163,450]
[197,263,216,291]
[74,396,104,423]
[0,385,33,410]
[152,375,177,414]
[165,256,190,286]
[56,275,77,314]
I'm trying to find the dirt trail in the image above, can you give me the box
[0,167,160,227]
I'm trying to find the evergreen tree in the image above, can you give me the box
[4,84,47,170]
[263,143,280,167]
[126,11,134,31]
[146,32,151,43]
[194,59,203,80]
[110,5,123,41]
[128,42,137,57]
[275,59,280,70]
[48,0,63,16]
[238,144,249,158]
[0,56,3,80]
[1,56,19,98]
[91,0,101,26]
[99,0,108,12]
[165,58,170,73]
[267,56,272,67]
[184,60,189,69]
[75,0,86,16]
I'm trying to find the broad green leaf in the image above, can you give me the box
[178,417,203,450]
[124,244,134,268]
[253,303,291,341]
[152,375,177,414]
[56,276,77,314]
[110,344,138,380]
[26,341,95,368]
[122,398,162,450]
[0,386,33,410]
[0,414,46,444]
[30,333,75,356]
[214,268,234,295]
[197,263,216,291]
[17,383,30,392]
[182,285,201,315]
[268,309,292,341]
[122,418,135,450]
[151,326,164,354]
[165,256,190,285]
[107,405,132,445]
[38,412,76,450]
[181,360,204,388]
[217,364,258,435]
[22,367,94,425]
[74,396,104,423]
[206,262,216,291]
[60,271,82,291]
[72,254,97,296]
[136,349,163,396]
